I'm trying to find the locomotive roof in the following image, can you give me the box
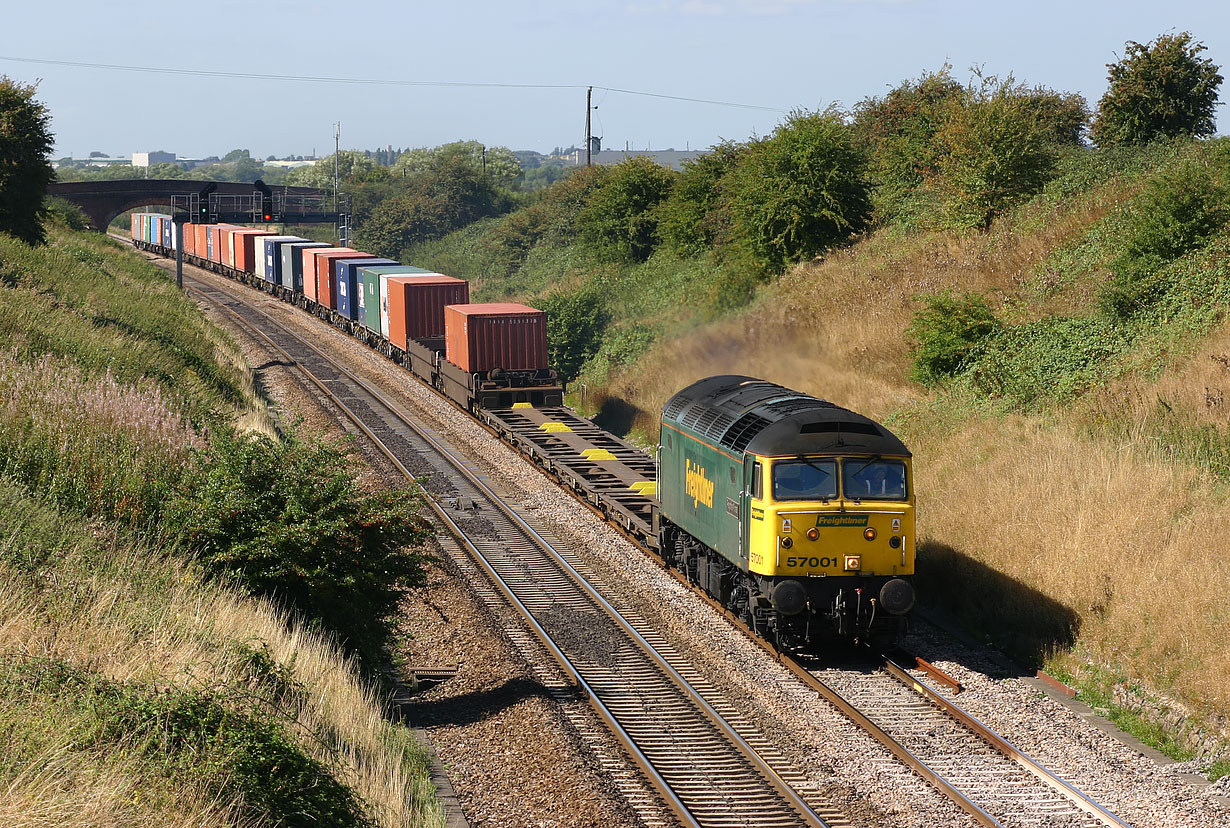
[662,375,910,457]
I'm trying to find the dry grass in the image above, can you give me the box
[594,174,1230,743]
[0,507,442,828]
[912,415,1230,723]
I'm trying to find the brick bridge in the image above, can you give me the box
[47,179,329,231]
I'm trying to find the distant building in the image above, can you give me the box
[568,148,708,171]
[131,151,178,167]
[51,156,132,169]
[263,159,317,169]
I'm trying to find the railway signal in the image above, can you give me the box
[195,182,217,224]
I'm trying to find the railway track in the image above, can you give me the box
[186,272,849,828]
[174,253,1139,828]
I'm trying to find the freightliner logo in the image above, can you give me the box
[685,459,715,509]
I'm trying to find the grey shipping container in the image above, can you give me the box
[280,241,332,292]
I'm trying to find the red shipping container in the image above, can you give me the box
[300,247,353,303]
[387,275,469,350]
[131,214,138,239]
[182,222,196,257]
[220,226,244,267]
[231,229,274,275]
[314,250,372,310]
[193,224,209,258]
[444,303,548,374]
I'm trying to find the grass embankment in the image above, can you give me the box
[598,138,1230,774]
[0,226,442,826]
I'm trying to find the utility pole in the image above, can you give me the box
[585,86,592,167]
[333,121,340,213]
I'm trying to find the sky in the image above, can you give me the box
[4,0,1228,160]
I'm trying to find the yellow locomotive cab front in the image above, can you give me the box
[748,455,915,582]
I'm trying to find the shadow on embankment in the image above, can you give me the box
[916,540,1080,671]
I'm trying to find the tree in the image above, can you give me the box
[354,156,512,257]
[542,290,609,382]
[0,76,55,245]
[1091,32,1224,146]
[723,109,872,273]
[931,75,1062,228]
[222,148,250,162]
[393,140,522,187]
[656,141,744,257]
[575,155,677,263]
[285,151,389,189]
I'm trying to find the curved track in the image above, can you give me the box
[186,272,848,828]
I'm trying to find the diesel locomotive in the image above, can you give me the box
[656,376,916,649]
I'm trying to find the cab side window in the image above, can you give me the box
[751,462,762,500]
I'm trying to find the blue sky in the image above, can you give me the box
[4,1,1227,159]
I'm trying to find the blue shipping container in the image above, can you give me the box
[258,236,305,283]
[335,257,397,320]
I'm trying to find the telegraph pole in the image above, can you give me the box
[585,86,592,167]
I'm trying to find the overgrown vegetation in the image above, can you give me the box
[0,222,441,824]
[170,428,431,664]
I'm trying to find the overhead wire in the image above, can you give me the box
[0,54,786,113]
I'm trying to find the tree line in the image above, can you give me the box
[0,31,1222,264]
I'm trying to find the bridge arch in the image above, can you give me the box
[47,179,329,231]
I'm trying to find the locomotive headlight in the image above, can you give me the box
[781,536,793,549]
[863,527,877,541]
[806,528,819,541]
[889,536,902,549]
[844,555,861,571]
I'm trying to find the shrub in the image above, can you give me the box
[852,67,967,222]
[970,315,1126,406]
[906,292,1002,385]
[854,69,1086,228]
[723,109,872,273]
[542,289,609,382]
[168,428,430,664]
[931,75,1065,228]
[575,156,678,263]
[656,142,744,257]
[1099,148,1230,319]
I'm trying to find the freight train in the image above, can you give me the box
[130,213,915,650]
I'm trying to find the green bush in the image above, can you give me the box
[169,428,430,664]
[852,68,967,223]
[542,289,609,382]
[1100,149,1230,319]
[575,156,677,263]
[931,76,1066,228]
[1091,32,1224,146]
[854,69,1085,227]
[656,142,743,257]
[906,292,1002,385]
[723,109,872,273]
[970,315,1126,406]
